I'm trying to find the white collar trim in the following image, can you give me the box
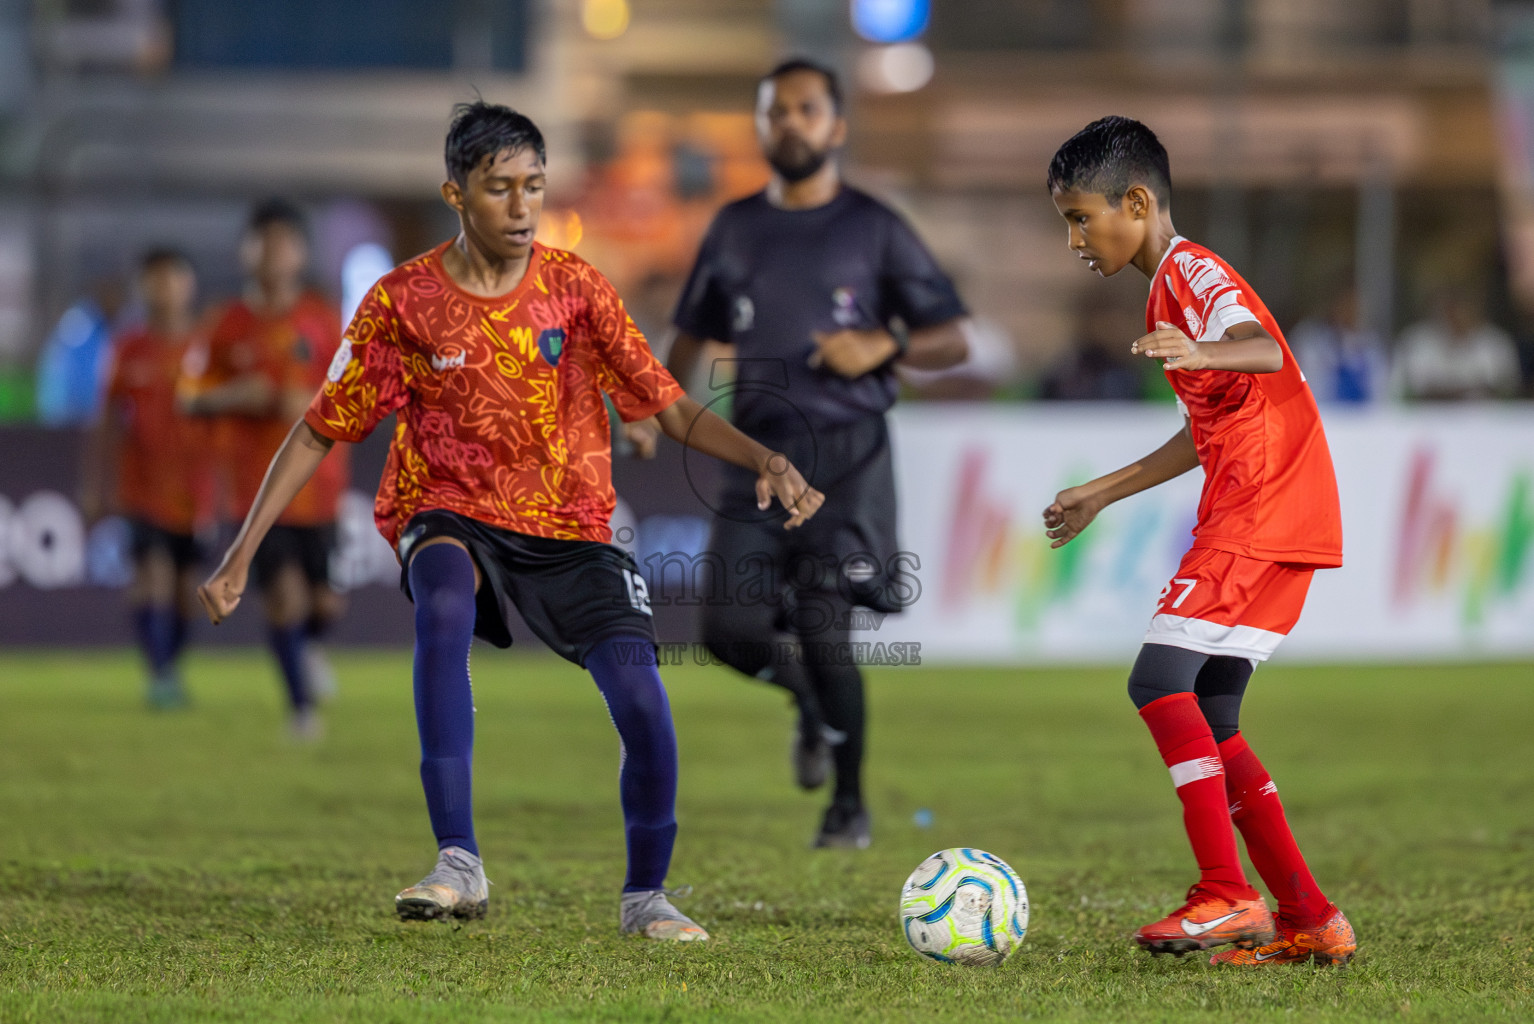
[1155,235,1188,277]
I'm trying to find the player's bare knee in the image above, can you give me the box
[131,552,177,606]
[174,569,202,620]
[262,564,310,626]
[311,583,347,624]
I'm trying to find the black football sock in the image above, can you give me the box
[703,628,825,740]
[808,654,866,808]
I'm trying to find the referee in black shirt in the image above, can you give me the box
[641,58,969,848]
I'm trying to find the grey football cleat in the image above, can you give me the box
[812,803,871,849]
[395,846,489,921]
[620,888,709,941]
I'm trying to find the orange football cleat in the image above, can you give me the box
[1134,885,1276,955]
[1209,905,1356,966]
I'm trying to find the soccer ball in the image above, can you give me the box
[899,848,1029,966]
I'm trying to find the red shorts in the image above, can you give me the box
[1142,547,1313,662]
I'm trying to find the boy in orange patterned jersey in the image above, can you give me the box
[183,200,350,736]
[1043,117,1355,965]
[199,103,823,940]
[85,248,210,709]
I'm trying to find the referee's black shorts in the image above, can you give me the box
[710,414,908,614]
[397,509,656,666]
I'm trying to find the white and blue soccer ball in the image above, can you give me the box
[899,848,1029,966]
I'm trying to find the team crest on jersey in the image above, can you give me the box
[537,328,565,366]
[326,340,353,382]
[832,287,859,328]
[1182,305,1205,339]
[430,346,467,373]
[732,296,754,333]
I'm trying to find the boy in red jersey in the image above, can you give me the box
[198,102,823,941]
[183,200,350,735]
[1043,117,1356,966]
[84,248,210,709]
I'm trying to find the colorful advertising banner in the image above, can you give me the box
[3,408,1530,662]
[871,405,1534,663]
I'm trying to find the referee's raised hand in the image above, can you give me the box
[810,328,900,378]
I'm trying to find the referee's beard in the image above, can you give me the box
[768,136,836,184]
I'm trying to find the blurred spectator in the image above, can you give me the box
[1391,287,1522,401]
[1288,285,1390,404]
[35,272,126,425]
[1039,299,1145,401]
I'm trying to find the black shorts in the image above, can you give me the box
[251,524,337,589]
[397,509,656,665]
[128,519,203,571]
[711,415,910,614]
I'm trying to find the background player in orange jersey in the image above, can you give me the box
[84,248,211,709]
[197,102,824,940]
[182,200,350,737]
[1042,117,1356,966]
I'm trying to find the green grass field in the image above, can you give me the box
[1,651,1530,1023]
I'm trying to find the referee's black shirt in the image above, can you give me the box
[672,187,966,437]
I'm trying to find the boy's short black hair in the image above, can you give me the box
[139,246,192,272]
[248,197,308,235]
[760,57,843,114]
[444,101,546,185]
[1047,116,1172,206]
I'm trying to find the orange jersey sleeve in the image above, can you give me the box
[306,282,412,444]
[579,266,685,423]
[1146,239,1343,568]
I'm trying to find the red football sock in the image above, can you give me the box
[1219,732,1331,928]
[1139,693,1255,901]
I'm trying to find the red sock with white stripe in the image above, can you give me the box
[1139,692,1256,901]
[1219,732,1331,928]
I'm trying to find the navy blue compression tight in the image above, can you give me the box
[408,543,480,857]
[585,636,679,893]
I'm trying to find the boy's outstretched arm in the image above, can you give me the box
[1043,424,1199,549]
[198,421,335,623]
[1132,320,1283,374]
[653,396,825,529]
